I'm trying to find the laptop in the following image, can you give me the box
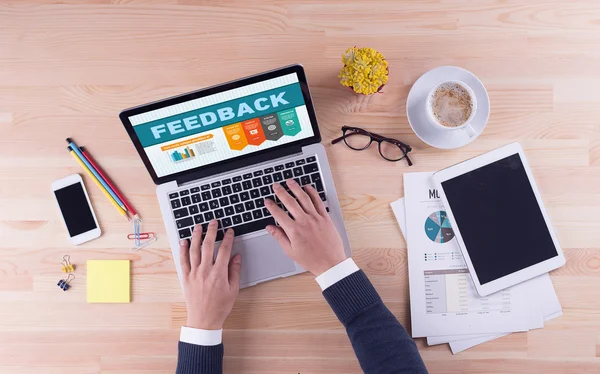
[119,65,351,288]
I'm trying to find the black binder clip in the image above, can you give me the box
[57,274,75,291]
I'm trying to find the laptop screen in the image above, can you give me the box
[127,73,315,178]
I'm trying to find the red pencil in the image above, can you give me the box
[80,146,138,218]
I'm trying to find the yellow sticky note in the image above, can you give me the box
[87,260,130,303]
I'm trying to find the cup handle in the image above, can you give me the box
[463,124,476,138]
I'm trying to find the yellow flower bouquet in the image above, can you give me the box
[338,47,389,95]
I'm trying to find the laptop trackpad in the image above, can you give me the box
[231,233,296,286]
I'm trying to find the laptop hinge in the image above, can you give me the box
[175,144,304,187]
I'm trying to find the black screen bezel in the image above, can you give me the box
[119,64,321,185]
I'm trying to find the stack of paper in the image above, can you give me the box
[391,172,561,354]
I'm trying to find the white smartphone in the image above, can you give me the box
[51,174,101,245]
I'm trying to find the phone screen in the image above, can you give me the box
[54,183,97,237]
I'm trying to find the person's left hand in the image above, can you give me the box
[180,219,242,330]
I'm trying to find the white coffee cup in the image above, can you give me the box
[426,80,477,138]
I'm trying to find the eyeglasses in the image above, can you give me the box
[331,126,413,166]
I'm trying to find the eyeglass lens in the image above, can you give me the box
[343,129,372,150]
[379,140,407,161]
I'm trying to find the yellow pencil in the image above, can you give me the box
[68,148,129,220]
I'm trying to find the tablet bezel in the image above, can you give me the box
[432,142,565,296]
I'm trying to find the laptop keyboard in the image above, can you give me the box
[169,155,329,242]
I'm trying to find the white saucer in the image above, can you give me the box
[406,66,490,149]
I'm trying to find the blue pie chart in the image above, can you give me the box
[424,211,455,243]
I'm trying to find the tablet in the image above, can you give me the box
[432,142,565,296]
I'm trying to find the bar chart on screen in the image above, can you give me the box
[170,146,196,162]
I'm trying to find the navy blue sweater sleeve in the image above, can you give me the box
[323,270,428,374]
[176,270,426,374]
[176,341,223,374]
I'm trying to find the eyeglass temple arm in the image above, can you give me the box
[397,140,412,151]
[331,134,347,144]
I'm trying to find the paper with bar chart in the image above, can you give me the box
[403,172,530,337]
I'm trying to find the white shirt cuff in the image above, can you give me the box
[315,258,360,291]
[180,326,222,346]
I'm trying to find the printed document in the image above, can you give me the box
[402,172,530,337]
[392,172,562,352]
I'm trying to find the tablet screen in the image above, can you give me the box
[441,153,558,284]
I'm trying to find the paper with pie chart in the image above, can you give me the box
[391,192,561,354]
[425,210,455,243]
[403,172,530,338]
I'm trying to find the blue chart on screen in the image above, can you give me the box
[424,211,455,243]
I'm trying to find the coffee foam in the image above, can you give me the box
[429,82,473,127]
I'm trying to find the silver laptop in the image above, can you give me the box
[120,65,351,288]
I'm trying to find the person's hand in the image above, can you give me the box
[264,179,347,276]
[179,219,242,330]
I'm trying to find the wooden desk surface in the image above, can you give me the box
[2,1,600,373]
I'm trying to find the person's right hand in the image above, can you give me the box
[264,179,347,276]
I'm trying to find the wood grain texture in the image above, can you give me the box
[1,0,599,372]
